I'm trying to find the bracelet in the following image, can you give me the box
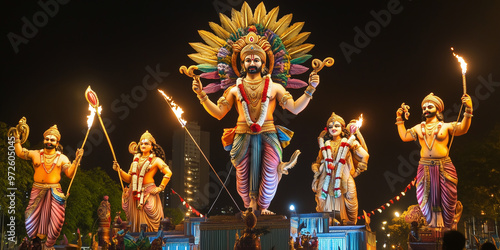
[396,116,403,121]
[15,138,21,144]
[395,121,404,125]
[464,112,473,118]
[199,95,208,103]
[304,86,316,99]
[465,107,473,114]
[159,184,165,190]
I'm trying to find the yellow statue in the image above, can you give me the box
[11,119,83,249]
[113,130,172,232]
[396,93,472,228]
[311,113,369,225]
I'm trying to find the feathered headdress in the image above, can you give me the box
[186,2,314,93]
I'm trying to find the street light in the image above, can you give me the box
[394,211,400,218]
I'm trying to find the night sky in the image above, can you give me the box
[2,0,500,229]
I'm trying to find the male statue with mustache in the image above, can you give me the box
[395,93,472,229]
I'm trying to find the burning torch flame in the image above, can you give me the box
[356,114,363,129]
[350,114,363,134]
[86,105,101,129]
[451,47,467,74]
[158,90,187,127]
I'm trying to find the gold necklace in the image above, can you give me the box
[243,79,265,107]
[425,122,439,136]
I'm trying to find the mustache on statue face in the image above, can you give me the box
[247,66,259,74]
[45,143,56,149]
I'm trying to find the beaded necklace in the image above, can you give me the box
[40,149,61,174]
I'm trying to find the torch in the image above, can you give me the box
[157,89,241,212]
[85,86,124,190]
[66,103,99,196]
[451,47,468,94]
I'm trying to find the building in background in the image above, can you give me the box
[171,122,210,213]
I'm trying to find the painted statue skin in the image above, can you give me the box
[113,131,172,232]
[395,93,472,228]
[192,46,319,215]
[13,124,83,249]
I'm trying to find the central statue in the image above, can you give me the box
[184,2,330,214]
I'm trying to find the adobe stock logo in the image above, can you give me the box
[340,0,404,64]
[7,0,70,54]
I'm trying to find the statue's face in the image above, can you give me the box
[422,102,437,118]
[44,135,58,149]
[243,55,262,74]
[140,139,153,153]
[328,121,343,138]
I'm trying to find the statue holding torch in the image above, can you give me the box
[395,91,472,228]
[181,2,333,214]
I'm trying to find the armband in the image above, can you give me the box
[279,92,293,109]
[62,163,70,171]
[217,96,230,108]
[407,129,417,141]
[22,148,30,160]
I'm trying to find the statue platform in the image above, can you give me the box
[198,214,290,250]
[290,213,376,250]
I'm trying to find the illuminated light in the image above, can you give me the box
[382,221,387,225]
[387,234,391,237]
[289,205,295,211]
[395,196,400,201]
[381,226,385,230]
[394,212,400,218]
[401,192,406,196]
[451,47,467,74]
[481,210,486,216]
[158,89,187,127]
[383,243,386,248]
[391,245,395,249]
[386,203,390,207]
[377,209,383,213]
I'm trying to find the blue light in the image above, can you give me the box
[289,204,295,211]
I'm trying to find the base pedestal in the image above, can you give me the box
[199,214,290,250]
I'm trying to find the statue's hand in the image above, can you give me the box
[309,72,319,88]
[75,149,84,164]
[396,103,405,117]
[192,78,203,95]
[462,94,472,108]
[150,186,162,195]
[112,161,120,172]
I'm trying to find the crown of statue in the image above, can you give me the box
[44,125,61,141]
[240,32,267,63]
[140,130,156,144]
[327,112,345,127]
[422,93,444,112]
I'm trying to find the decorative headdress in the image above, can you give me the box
[326,112,345,128]
[43,125,61,141]
[421,93,444,112]
[186,2,315,93]
[140,130,156,144]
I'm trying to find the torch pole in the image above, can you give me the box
[66,128,90,196]
[97,113,124,190]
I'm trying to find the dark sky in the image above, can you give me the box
[2,0,500,228]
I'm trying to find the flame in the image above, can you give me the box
[356,114,363,129]
[86,105,96,129]
[451,47,467,74]
[158,89,187,127]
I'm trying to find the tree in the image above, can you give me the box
[386,210,411,250]
[454,123,500,222]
